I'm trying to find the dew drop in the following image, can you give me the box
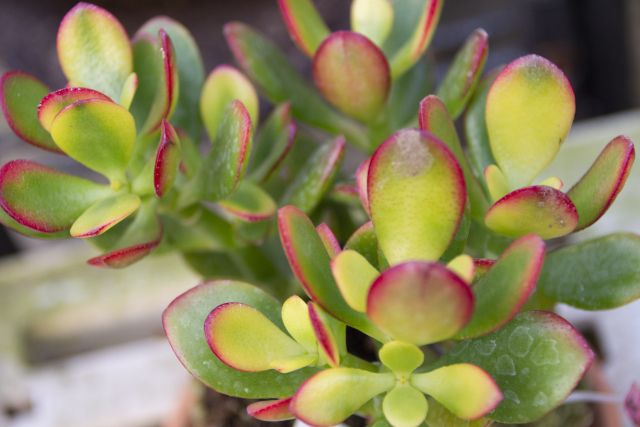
[496,354,516,376]
[473,339,497,356]
[534,392,548,407]
[504,390,521,405]
[508,326,534,357]
[531,339,560,366]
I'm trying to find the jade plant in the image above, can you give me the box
[2,1,640,426]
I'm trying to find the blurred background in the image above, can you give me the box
[0,0,639,426]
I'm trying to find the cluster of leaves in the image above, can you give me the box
[2,0,640,426]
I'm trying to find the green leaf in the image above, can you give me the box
[436,29,488,119]
[218,181,276,222]
[205,302,310,372]
[567,135,635,230]
[308,302,342,367]
[313,31,390,122]
[164,280,318,397]
[57,3,133,100]
[464,69,499,181]
[281,136,345,213]
[291,368,395,426]
[367,261,473,345]
[446,254,475,284]
[278,205,382,339]
[368,129,466,264]
[50,98,136,184]
[425,399,492,427]
[247,398,295,422]
[0,160,111,233]
[200,65,258,143]
[331,249,379,312]
[187,100,253,202]
[249,103,297,183]
[154,120,181,197]
[282,295,316,353]
[316,223,342,258]
[163,206,234,252]
[0,71,61,153]
[484,186,578,239]
[224,22,370,150]
[136,16,205,139]
[539,233,640,310]
[0,206,67,239]
[486,55,575,188]
[119,73,137,109]
[71,193,140,238]
[386,54,434,131]
[438,311,594,424]
[388,0,443,78]
[456,234,544,339]
[412,364,502,420]
[383,384,428,427]
[351,0,394,47]
[379,341,424,375]
[39,87,113,132]
[278,0,330,57]
[484,164,510,202]
[344,221,381,268]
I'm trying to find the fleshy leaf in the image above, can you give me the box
[447,254,475,284]
[355,158,371,215]
[539,176,563,190]
[308,302,341,367]
[291,368,395,426]
[0,208,67,239]
[351,0,393,47]
[388,0,443,78]
[70,193,140,238]
[200,65,258,142]
[38,87,112,132]
[218,181,276,222]
[486,55,575,188]
[539,233,640,310]
[146,30,179,134]
[247,398,294,422]
[484,164,509,202]
[205,302,309,373]
[282,296,316,353]
[331,249,379,312]
[425,399,492,427]
[367,261,473,345]
[50,98,136,184]
[436,29,489,119]
[485,186,578,239]
[439,311,593,424]
[383,385,428,427]
[368,129,466,264]
[278,0,329,57]
[316,223,341,258]
[379,341,424,374]
[456,235,544,339]
[344,221,379,268]
[154,120,181,197]
[412,364,502,420]
[313,31,390,123]
[224,22,369,150]
[164,280,318,398]
[188,100,253,202]
[0,160,111,232]
[278,205,382,339]
[567,135,635,230]
[57,3,133,100]
[136,17,205,138]
[87,240,160,268]
[119,73,138,109]
[281,136,345,213]
[0,71,60,153]
[249,103,296,183]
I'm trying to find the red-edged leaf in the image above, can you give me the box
[344,221,380,269]
[316,223,341,258]
[568,135,635,230]
[247,398,294,422]
[473,258,496,280]
[355,157,371,215]
[485,186,578,239]
[218,181,276,222]
[154,120,181,197]
[70,193,141,238]
[308,302,341,367]
[456,234,545,339]
[0,160,111,233]
[368,129,466,264]
[278,205,382,339]
[278,0,329,57]
[87,240,160,268]
[367,261,474,345]
[1,71,61,153]
[38,87,112,132]
[313,31,390,122]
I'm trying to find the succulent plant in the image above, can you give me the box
[2,1,640,426]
